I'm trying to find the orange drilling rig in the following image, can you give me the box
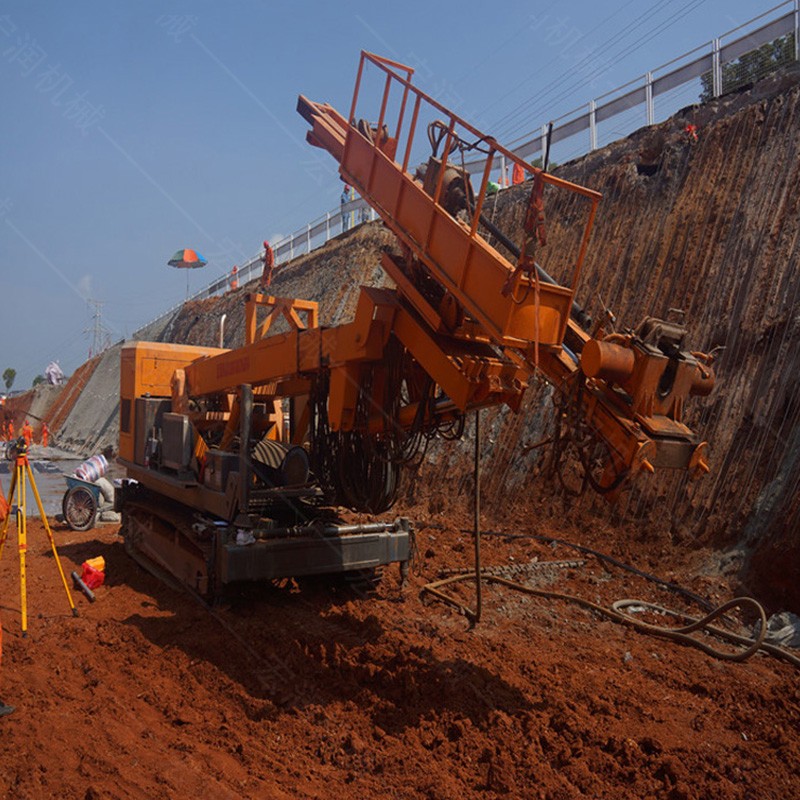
[117,53,715,598]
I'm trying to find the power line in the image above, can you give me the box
[493,0,709,144]
[478,0,654,124]
[482,0,677,131]
[497,0,708,143]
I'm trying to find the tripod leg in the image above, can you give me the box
[0,466,19,560]
[18,465,28,636]
[25,464,78,618]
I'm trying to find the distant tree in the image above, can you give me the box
[530,156,559,171]
[32,374,45,387]
[700,34,796,102]
[2,368,15,391]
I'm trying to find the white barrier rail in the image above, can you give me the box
[466,1,798,173]
[136,197,376,334]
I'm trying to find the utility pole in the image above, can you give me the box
[85,299,111,359]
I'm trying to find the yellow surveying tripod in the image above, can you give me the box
[0,437,77,636]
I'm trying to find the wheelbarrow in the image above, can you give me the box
[62,475,101,531]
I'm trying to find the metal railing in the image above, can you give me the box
[469,1,798,171]
[135,197,377,335]
[135,1,798,339]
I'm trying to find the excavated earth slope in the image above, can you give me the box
[457,69,800,612]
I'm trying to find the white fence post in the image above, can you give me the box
[306,223,311,254]
[589,99,597,151]
[645,72,654,125]
[326,211,330,241]
[712,38,722,97]
[795,0,799,61]
[541,124,548,164]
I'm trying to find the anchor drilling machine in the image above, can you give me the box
[116,52,715,599]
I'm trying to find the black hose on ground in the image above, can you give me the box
[418,524,800,669]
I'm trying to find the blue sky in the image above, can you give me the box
[0,0,781,389]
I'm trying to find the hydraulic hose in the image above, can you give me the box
[420,526,800,670]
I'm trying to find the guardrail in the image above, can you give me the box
[135,197,377,335]
[466,0,798,172]
[134,1,798,339]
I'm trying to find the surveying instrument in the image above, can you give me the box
[0,437,77,636]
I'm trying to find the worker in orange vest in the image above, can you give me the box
[512,162,525,185]
[7,420,14,441]
[41,422,49,448]
[22,420,33,447]
[259,240,275,292]
[0,617,13,717]
[230,265,239,291]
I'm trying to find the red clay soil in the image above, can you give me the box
[2,393,35,434]
[0,512,797,800]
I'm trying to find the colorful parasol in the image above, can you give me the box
[168,248,207,269]
[168,248,208,299]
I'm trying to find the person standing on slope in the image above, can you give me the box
[259,240,275,291]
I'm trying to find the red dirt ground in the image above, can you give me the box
[0,510,797,800]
